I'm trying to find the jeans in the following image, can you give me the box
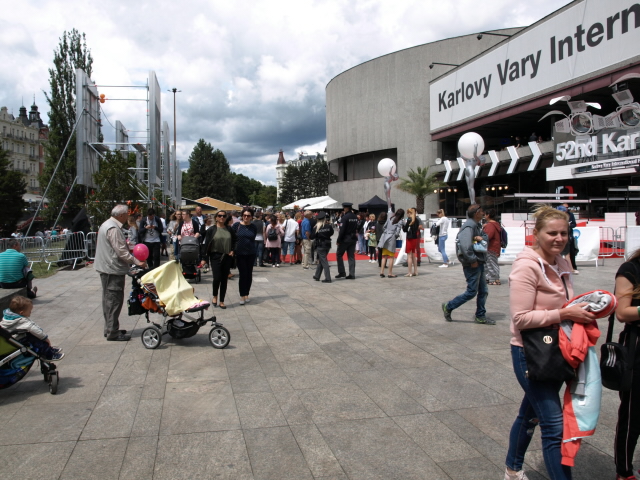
[254,240,264,265]
[445,263,487,318]
[357,233,366,253]
[269,247,281,265]
[281,241,295,258]
[506,345,570,480]
[438,234,449,264]
[173,239,180,260]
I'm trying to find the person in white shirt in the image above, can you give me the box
[436,209,451,267]
[281,213,299,265]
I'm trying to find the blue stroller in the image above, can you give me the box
[0,326,59,394]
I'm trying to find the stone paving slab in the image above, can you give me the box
[0,257,637,479]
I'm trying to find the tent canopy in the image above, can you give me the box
[281,196,329,210]
[306,197,342,210]
[358,195,392,213]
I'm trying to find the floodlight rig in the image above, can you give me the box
[608,73,640,130]
[538,96,603,142]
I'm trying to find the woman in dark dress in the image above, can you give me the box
[613,249,640,480]
[200,211,236,309]
[312,212,334,283]
[233,208,258,305]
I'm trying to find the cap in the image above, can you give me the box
[316,211,327,219]
[342,202,353,208]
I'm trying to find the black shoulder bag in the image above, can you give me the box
[600,313,638,392]
[520,276,576,382]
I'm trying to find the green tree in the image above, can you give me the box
[0,148,27,236]
[256,185,277,207]
[396,166,443,214]
[86,152,142,226]
[40,29,94,223]
[231,172,263,205]
[278,159,336,204]
[182,139,235,202]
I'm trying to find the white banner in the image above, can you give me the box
[626,226,640,259]
[430,0,640,131]
[574,227,600,262]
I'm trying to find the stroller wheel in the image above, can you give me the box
[209,325,230,349]
[141,326,162,349]
[49,371,59,395]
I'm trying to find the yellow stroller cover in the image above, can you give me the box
[141,261,202,316]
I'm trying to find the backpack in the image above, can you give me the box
[499,223,508,249]
[267,226,278,242]
[430,223,440,237]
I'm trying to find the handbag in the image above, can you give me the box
[600,312,637,391]
[521,326,576,382]
[520,276,576,382]
[472,240,488,253]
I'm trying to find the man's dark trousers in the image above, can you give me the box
[100,273,125,338]
[336,241,356,277]
[144,242,161,269]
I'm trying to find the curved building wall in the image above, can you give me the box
[326,30,521,212]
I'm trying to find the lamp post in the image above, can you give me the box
[168,88,181,208]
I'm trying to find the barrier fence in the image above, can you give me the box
[1,233,89,270]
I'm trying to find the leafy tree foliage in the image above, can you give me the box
[255,185,277,208]
[0,148,27,236]
[231,172,263,205]
[278,159,336,204]
[182,139,235,202]
[396,166,443,214]
[86,152,142,226]
[40,29,94,222]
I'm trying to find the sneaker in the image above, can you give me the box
[239,300,245,305]
[442,303,452,322]
[439,264,448,268]
[49,352,65,361]
[51,346,63,354]
[572,270,580,275]
[475,317,496,325]
[276,264,280,268]
[504,469,529,480]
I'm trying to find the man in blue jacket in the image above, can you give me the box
[442,204,493,325]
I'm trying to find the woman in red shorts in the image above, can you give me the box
[403,208,423,277]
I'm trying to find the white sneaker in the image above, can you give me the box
[504,469,529,480]
[572,270,579,275]
[439,264,448,268]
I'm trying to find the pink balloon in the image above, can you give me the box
[133,243,149,261]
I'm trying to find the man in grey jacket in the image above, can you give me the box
[442,204,493,324]
[94,205,147,341]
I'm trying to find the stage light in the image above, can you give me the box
[448,188,452,192]
[609,88,640,129]
[491,186,496,191]
[434,189,438,193]
[538,97,602,139]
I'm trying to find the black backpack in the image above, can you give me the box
[430,223,440,237]
[499,223,508,249]
[267,226,279,241]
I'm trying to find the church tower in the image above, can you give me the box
[275,150,287,202]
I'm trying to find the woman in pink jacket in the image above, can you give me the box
[504,205,595,480]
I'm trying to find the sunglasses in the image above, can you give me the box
[242,214,252,217]
[216,214,226,218]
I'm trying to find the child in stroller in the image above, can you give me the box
[1,296,64,361]
[0,296,62,394]
[128,261,230,350]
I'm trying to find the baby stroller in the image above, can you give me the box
[180,236,201,283]
[0,326,59,394]
[128,262,230,350]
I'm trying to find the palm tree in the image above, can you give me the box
[396,166,444,214]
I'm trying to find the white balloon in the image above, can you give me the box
[458,132,485,159]
[378,158,396,176]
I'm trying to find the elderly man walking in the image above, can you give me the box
[442,204,494,325]
[95,205,147,341]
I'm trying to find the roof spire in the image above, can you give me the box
[277,150,286,165]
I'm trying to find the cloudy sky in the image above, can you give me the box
[3,0,568,185]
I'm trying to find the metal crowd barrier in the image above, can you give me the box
[0,237,45,266]
[43,232,87,270]
[85,232,97,261]
[615,226,627,258]
[598,226,616,259]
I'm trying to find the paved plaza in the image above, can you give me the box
[0,255,634,479]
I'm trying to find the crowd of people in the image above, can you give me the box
[3,199,640,480]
